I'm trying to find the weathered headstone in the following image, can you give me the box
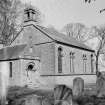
[42,97,52,105]
[25,95,42,105]
[73,77,84,97]
[96,71,105,97]
[54,85,72,105]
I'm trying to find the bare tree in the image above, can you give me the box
[0,0,24,46]
[63,23,86,41]
[0,0,44,46]
[84,0,104,13]
[82,25,105,75]
[93,26,105,75]
[84,0,96,3]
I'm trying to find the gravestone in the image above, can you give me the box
[96,71,105,97]
[42,97,52,105]
[73,77,84,97]
[54,85,72,105]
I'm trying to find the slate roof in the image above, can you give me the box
[34,25,94,52]
[0,44,26,61]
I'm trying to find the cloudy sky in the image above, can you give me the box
[21,0,105,30]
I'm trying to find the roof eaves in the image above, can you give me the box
[0,44,27,61]
[35,25,94,52]
[0,58,20,62]
[56,41,95,52]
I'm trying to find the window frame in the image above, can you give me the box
[90,54,94,73]
[58,46,63,73]
[82,54,87,73]
[70,51,75,73]
[9,62,12,78]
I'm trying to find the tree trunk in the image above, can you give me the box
[96,54,99,76]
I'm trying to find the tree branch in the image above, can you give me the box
[100,9,105,13]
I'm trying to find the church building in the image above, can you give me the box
[0,6,96,90]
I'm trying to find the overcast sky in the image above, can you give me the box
[21,0,105,30]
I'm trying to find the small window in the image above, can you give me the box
[58,47,63,73]
[28,64,34,70]
[9,62,12,77]
[82,54,87,73]
[26,62,36,71]
[27,11,30,19]
[91,54,94,73]
[70,52,75,73]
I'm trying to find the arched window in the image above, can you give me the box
[58,47,63,73]
[83,54,87,73]
[70,52,75,73]
[91,54,94,73]
[9,62,12,77]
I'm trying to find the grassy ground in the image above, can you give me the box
[7,86,54,105]
[73,95,105,105]
[73,83,105,105]
[7,84,105,105]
